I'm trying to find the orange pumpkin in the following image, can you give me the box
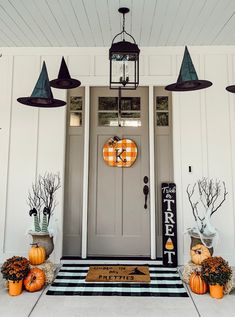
[29,244,46,265]
[190,244,211,265]
[189,272,208,294]
[103,137,137,167]
[24,268,45,292]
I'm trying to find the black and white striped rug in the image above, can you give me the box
[46,264,188,297]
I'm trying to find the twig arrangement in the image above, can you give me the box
[27,172,61,233]
[187,178,228,236]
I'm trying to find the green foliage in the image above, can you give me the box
[201,256,232,286]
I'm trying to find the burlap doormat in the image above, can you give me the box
[85,266,150,283]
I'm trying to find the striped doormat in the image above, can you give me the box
[46,264,188,297]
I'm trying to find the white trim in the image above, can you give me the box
[149,86,156,259]
[61,259,163,265]
[81,86,90,258]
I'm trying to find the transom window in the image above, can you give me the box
[98,97,141,127]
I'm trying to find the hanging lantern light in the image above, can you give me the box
[109,7,140,90]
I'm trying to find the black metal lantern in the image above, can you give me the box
[109,7,140,90]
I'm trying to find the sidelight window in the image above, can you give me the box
[156,96,169,126]
[69,96,83,126]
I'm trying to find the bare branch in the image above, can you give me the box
[38,172,61,225]
[186,178,228,235]
[186,184,197,221]
[211,182,228,216]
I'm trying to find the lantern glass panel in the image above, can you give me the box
[110,53,139,89]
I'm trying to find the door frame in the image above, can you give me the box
[81,85,156,259]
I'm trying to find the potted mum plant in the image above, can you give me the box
[27,172,61,259]
[186,178,227,253]
[201,256,232,299]
[1,256,30,296]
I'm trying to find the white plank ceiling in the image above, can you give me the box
[0,0,235,47]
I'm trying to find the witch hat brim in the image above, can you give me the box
[50,57,81,89]
[226,85,235,93]
[165,79,212,92]
[17,96,66,108]
[17,61,66,107]
[165,46,212,92]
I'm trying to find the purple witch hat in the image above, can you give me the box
[50,57,81,89]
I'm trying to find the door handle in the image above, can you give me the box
[143,185,149,209]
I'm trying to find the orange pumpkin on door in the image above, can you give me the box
[24,268,45,292]
[189,271,208,294]
[103,137,137,167]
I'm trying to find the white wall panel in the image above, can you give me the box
[4,55,39,256]
[68,55,91,77]
[37,55,67,263]
[94,55,109,76]
[230,55,235,266]
[172,89,205,264]
[204,54,235,263]
[149,55,172,76]
[0,56,13,256]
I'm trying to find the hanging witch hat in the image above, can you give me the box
[165,46,212,92]
[226,84,235,93]
[17,61,66,107]
[50,57,81,89]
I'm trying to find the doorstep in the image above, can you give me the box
[60,256,163,265]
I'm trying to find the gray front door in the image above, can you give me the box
[88,87,150,257]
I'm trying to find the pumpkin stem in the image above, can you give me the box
[29,275,37,285]
[30,243,39,248]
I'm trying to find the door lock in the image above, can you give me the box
[143,176,149,184]
[143,185,149,209]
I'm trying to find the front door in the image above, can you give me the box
[88,87,150,257]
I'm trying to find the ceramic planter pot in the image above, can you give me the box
[8,280,23,296]
[188,229,214,255]
[209,284,224,299]
[29,231,54,259]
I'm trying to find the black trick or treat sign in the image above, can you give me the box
[161,183,178,267]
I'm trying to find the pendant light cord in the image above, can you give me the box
[118,87,122,127]
[122,13,125,41]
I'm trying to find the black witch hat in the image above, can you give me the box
[165,46,212,92]
[226,84,235,93]
[17,61,66,108]
[50,57,81,89]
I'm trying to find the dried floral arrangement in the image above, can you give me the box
[27,172,61,233]
[187,178,227,237]
[1,256,30,282]
[201,256,232,286]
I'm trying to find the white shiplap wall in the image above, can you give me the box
[0,46,235,264]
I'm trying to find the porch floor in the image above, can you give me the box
[1,267,235,317]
